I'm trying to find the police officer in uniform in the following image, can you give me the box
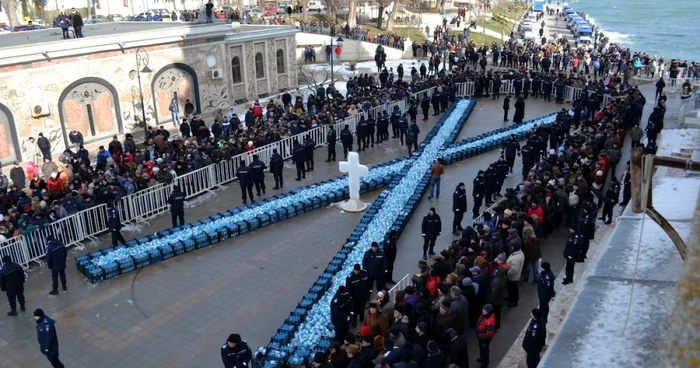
[536,261,555,323]
[472,170,486,218]
[578,205,596,262]
[168,185,185,227]
[562,224,583,285]
[346,264,370,327]
[431,88,442,115]
[378,111,390,142]
[1,255,25,315]
[235,161,255,204]
[34,308,64,368]
[520,143,533,180]
[383,230,398,284]
[367,115,376,147]
[484,164,497,205]
[421,207,442,260]
[249,154,267,196]
[363,242,387,291]
[221,333,252,368]
[108,204,126,247]
[270,149,284,189]
[330,285,354,341]
[494,156,509,197]
[304,137,316,171]
[600,176,621,224]
[340,125,353,158]
[292,140,306,180]
[325,126,337,162]
[501,134,521,173]
[421,94,431,120]
[522,309,546,368]
[357,116,368,151]
[46,235,67,295]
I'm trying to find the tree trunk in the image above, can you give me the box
[0,0,21,27]
[302,1,307,20]
[347,0,356,27]
[376,5,384,28]
[327,0,336,21]
[386,0,400,31]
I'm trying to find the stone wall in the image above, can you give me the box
[0,33,298,164]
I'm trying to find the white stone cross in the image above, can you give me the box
[339,152,369,212]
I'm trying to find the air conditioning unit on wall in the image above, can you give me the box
[31,103,50,118]
[209,68,224,79]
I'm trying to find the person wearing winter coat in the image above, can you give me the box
[487,266,507,330]
[432,300,456,349]
[363,242,387,292]
[34,308,64,367]
[537,262,556,323]
[521,217,541,282]
[10,162,26,189]
[448,286,470,335]
[46,236,67,295]
[363,301,389,337]
[452,183,467,235]
[522,309,546,368]
[423,341,445,368]
[421,207,442,260]
[476,304,497,368]
[446,328,468,368]
[506,237,525,308]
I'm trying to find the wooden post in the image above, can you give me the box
[629,147,643,213]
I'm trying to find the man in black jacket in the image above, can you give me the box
[421,94,431,120]
[472,170,486,218]
[578,206,596,262]
[326,126,337,162]
[363,242,387,292]
[1,256,25,315]
[501,134,520,173]
[34,309,64,368]
[446,328,468,368]
[108,205,126,247]
[502,95,510,122]
[340,125,353,158]
[269,149,284,189]
[249,154,267,196]
[221,333,252,368]
[452,183,467,235]
[421,207,442,260]
[330,286,354,340]
[346,264,370,327]
[69,8,84,38]
[431,89,442,115]
[46,236,67,295]
[292,141,306,180]
[562,224,582,285]
[537,262,555,323]
[305,137,316,171]
[236,162,254,205]
[600,176,621,224]
[484,165,497,206]
[522,309,546,368]
[168,185,185,227]
[383,230,398,284]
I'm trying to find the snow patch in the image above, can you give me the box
[655,128,700,157]
[651,176,700,219]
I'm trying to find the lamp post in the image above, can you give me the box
[329,36,343,86]
[135,48,152,139]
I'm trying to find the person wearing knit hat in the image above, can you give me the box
[496,253,507,264]
[421,207,442,260]
[452,182,467,235]
[476,303,497,365]
[360,326,372,336]
[523,309,546,367]
[537,261,556,323]
[34,308,64,367]
[363,300,389,337]
[331,284,354,341]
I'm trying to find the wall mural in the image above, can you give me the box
[0,105,19,165]
[153,67,196,124]
[60,81,120,145]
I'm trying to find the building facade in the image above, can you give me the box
[0,23,298,165]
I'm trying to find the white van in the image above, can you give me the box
[307,1,326,12]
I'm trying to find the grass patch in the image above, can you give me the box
[467,32,502,46]
[476,1,529,34]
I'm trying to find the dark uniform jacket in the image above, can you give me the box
[452,188,467,212]
[236,165,253,187]
[270,153,284,174]
[330,291,353,326]
[563,233,583,260]
[421,213,442,238]
[0,261,24,292]
[346,270,371,301]
[221,340,252,368]
[36,316,59,355]
[362,249,386,278]
[249,159,267,181]
[46,239,67,271]
[169,188,185,214]
[522,319,546,353]
[537,269,556,300]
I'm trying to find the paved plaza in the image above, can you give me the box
[0,96,578,367]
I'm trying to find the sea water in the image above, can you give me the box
[567,0,699,61]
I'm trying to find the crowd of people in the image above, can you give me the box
[298,21,408,51]
[315,68,662,368]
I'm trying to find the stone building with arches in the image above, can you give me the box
[0,22,298,165]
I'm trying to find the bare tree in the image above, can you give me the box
[347,0,357,27]
[386,0,401,31]
[299,64,333,89]
[0,0,21,27]
[326,0,337,21]
[376,0,391,28]
[302,1,307,20]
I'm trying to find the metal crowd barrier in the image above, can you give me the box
[0,237,31,270]
[385,273,412,312]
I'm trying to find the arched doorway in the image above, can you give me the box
[58,78,122,149]
[151,63,200,125]
[0,103,21,166]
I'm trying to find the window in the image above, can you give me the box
[232,56,242,83]
[255,52,265,79]
[276,49,285,74]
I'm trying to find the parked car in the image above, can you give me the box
[31,19,48,28]
[263,6,277,15]
[13,24,42,32]
[123,16,137,21]
[108,14,124,21]
[307,1,326,12]
[85,19,104,25]
[0,25,12,34]
[148,9,171,20]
